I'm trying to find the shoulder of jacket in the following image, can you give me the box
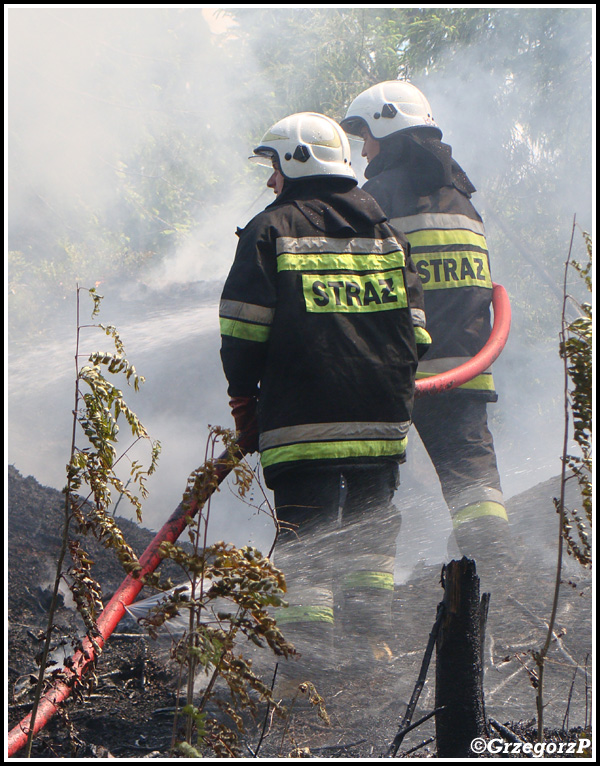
[235,206,285,240]
[378,219,409,249]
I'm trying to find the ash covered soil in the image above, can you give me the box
[7,465,593,759]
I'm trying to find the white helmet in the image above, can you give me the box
[341,81,439,140]
[250,112,356,181]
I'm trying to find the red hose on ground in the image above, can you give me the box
[7,455,236,757]
[8,284,511,756]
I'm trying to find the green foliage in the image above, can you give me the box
[66,286,161,608]
[534,227,592,745]
[24,287,161,756]
[137,426,296,757]
[557,232,592,566]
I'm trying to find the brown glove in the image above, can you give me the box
[229,396,259,453]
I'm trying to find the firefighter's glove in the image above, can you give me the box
[229,396,259,454]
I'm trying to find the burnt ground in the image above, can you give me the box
[7,465,593,759]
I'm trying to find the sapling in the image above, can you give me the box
[25,286,160,757]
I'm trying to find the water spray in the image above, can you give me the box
[8,284,511,756]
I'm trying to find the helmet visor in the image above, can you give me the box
[249,147,278,168]
[340,116,367,138]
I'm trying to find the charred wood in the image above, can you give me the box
[435,557,488,758]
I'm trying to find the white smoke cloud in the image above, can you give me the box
[7,8,593,577]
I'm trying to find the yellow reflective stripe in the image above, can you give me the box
[407,228,488,251]
[452,501,509,528]
[219,317,270,342]
[260,421,410,451]
[414,327,432,346]
[343,571,395,591]
[414,251,492,290]
[261,438,408,468]
[302,269,407,313]
[276,606,334,626]
[416,370,495,391]
[277,251,405,273]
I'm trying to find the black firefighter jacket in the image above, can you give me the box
[363,133,498,401]
[219,177,431,485]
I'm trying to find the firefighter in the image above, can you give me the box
[341,81,511,585]
[219,112,431,683]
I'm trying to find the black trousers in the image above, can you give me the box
[271,462,400,555]
[411,393,503,510]
[269,463,401,634]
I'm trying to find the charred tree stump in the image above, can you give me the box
[435,557,488,758]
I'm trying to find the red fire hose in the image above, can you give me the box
[7,457,237,757]
[415,282,511,398]
[8,283,510,756]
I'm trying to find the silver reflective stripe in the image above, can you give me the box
[390,213,486,237]
[417,356,492,375]
[276,235,403,255]
[449,486,505,514]
[411,308,426,328]
[347,554,395,575]
[219,299,275,326]
[259,420,411,451]
[283,583,334,609]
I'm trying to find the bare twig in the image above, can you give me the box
[389,707,445,757]
[534,214,577,743]
[562,665,579,732]
[254,663,279,758]
[388,601,444,756]
[401,736,435,756]
[509,596,586,676]
[25,286,86,758]
[312,739,367,754]
[489,717,526,744]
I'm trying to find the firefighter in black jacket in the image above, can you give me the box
[341,81,510,583]
[220,112,431,681]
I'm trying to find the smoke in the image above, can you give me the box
[6,6,276,552]
[7,8,593,577]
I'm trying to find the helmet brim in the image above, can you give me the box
[248,154,275,168]
[249,146,279,168]
[340,116,368,138]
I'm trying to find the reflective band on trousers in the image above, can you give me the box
[416,369,495,391]
[452,501,509,528]
[449,485,504,515]
[275,605,335,626]
[350,554,395,573]
[416,356,495,392]
[342,571,395,591]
